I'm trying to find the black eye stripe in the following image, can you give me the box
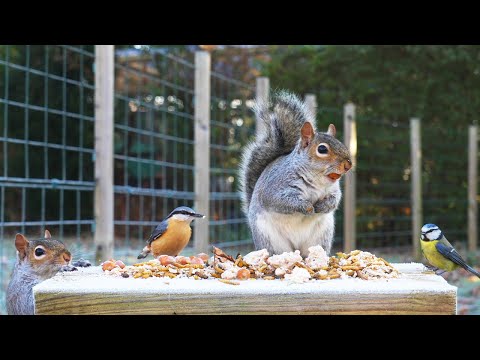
[424,228,438,234]
[174,210,193,216]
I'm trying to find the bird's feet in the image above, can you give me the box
[424,264,439,272]
[435,270,447,276]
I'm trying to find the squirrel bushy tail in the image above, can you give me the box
[239,90,315,214]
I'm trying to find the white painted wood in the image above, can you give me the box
[94,45,115,264]
[305,94,317,117]
[194,51,211,254]
[34,264,457,315]
[255,77,270,137]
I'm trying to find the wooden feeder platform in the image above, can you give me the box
[34,263,456,315]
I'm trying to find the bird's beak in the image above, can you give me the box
[193,213,205,218]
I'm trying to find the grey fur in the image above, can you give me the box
[314,187,342,214]
[7,238,71,315]
[239,90,315,214]
[7,258,65,315]
[239,91,351,257]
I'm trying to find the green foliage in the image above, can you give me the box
[263,45,479,247]
[264,45,480,123]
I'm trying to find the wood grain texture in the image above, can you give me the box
[34,264,456,315]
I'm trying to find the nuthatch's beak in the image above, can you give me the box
[193,213,205,218]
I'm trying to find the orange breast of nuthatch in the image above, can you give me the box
[150,218,192,257]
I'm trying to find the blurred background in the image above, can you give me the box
[0,45,479,314]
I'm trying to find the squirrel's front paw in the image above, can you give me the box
[72,258,92,268]
[301,203,315,215]
[59,265,78,272]
[314,196,338,214]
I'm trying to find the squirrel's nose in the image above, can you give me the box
[63,253,71,264]
[343,159,352,172]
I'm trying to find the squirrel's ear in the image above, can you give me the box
[44,229,51,239]
[327,124,336,137]
[301,122,315,148]
[15,233,29,259]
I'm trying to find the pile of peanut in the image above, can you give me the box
[102,246,399,283]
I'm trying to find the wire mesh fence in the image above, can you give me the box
[0,45,96,314]
[209,69,255,254]
[0,45,477,314]
[0,46,258,314]
[355,115,412,253]
[422,121,470,250]
[113,50,196,259]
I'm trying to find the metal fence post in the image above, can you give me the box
[255,77,269,136]
[410,118,422,260]
[468,124,478,253]
[305,94,317,118]
[94,45,115,263]
[194,51,211,254]
[343,102,356,252]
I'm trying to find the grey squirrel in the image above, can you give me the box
[239,91,352,257]
[6,230,76,315]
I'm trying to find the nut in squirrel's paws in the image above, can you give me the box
[327,173,341,181]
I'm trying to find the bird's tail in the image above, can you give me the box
[464,264,480,278]
[137,246,150,259]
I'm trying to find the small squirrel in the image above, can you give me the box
[239,91,352,257]
[7,230,74,315]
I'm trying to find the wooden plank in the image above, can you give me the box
[468,125,478,252]
[194,51,211,254]
[410,118,422,260]
[34,264,456,315]
[255,77,269,137]
[94,45,115,263]
[343,103,356,252]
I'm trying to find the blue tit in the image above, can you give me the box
[420,223,480,278]
[137,206,205,259]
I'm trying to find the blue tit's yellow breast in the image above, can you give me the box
[421,240,458,271]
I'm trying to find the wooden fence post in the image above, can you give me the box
[255,77,269,136]
[343,103,356,252]
[305,94,317,117]
[468,124,478,253]
[194,51,211,254]
[410,118,422,260]
[94,45,115,264]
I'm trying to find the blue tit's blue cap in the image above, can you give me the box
[421,223,439,233]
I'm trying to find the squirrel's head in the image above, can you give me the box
[14,230,72,280]
[299,122,352,184]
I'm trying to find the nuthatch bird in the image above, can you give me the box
[420,223,480,278]
[137,206,205,259]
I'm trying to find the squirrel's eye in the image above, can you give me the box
[35,247,45,257]
[317,144,329,154]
